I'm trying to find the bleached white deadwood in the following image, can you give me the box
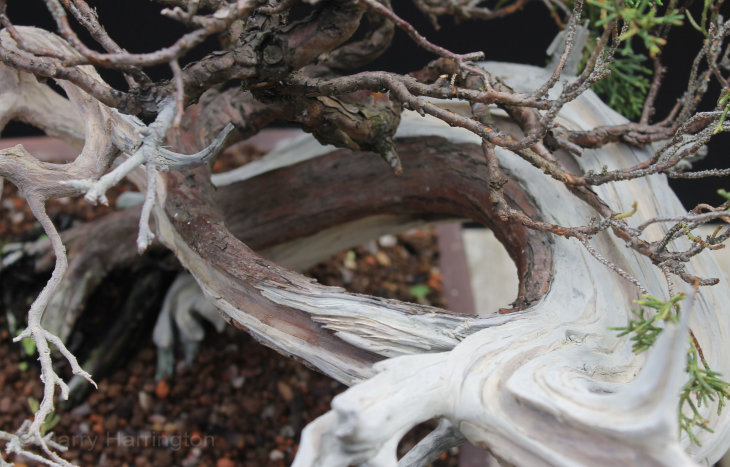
[0,0,727,463]
[153,272,226,379]
[3,26,729,463]
[150,62,730,465]
[284,63,730,465]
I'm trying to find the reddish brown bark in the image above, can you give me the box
[44,135,553,376]
[212,137,553,310]
[157,136,553,377]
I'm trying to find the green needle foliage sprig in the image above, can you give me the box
[577,0,683,118]
[590,48,651,119]
[612,294,730,444]
[585,0,684,57]
[612,294,683,353]
[684,0,716,38]
[680,339,730,445]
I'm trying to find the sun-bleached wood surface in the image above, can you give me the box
[3,40,728,463]
[151,63,730,465]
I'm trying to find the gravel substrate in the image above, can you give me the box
[1,228,458,466]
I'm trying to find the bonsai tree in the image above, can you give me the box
[1,0,729,465]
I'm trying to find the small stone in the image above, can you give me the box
[103,414,119,432]
[227,365,245,388]
[339,267,354,284]
[153,450,172,466]
[148,413,166,424]
[138,391,152,412]
[277,381,294,403]
[0,396,11,412]
[181,450,201,467]
[155,379,170,399]
[241,395,261,415]
[378,234,398,248]
[106,383,122,399]
[280,425,296,438]
[219,403,237,416]
[115,191,144,210]
[216,458,235,467]
[231,375,245,389]
[375,251,391,267]
[70,402,91,419]
[269,449,285,461]
[364,240,378,255]
[164,421,182,432]
[262,404,276,419]
[10,212,24,224]
[141,382,156,393]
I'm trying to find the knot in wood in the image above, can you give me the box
[262,44,284,65]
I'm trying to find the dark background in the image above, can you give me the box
[2,0,728,209]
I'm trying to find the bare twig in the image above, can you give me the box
[359,0,484,65]
[43,0,255,67]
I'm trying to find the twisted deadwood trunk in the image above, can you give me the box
[150,63,730,465]
[12,55,730,464]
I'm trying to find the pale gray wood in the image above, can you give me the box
[287,63,730,466]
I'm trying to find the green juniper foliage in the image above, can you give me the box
[587,0,684,57]
[575,0,730,124]
[684,0,717,38]
[590,48,651,119]
[613,294,730,444]
[680,339,730,444]
[718,188,730,204]
[578,0,683,118]
[612,294,683,353]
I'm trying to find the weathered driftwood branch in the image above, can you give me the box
[147,63,730,464]
[13,57,730,465]
[1,5,729,462]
